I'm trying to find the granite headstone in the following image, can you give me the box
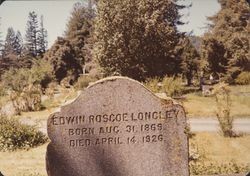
[46,76,189,176]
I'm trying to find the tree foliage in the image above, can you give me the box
[37,15,48,57]
[201,0,250,83]
[3,27,16,56]
[14,31,23,56]
[1,58,54,91]
[94,0,184,81]
[3,28,23,57]
[25,11,48,57]
[0,17,4,58]
[180,37,200,85]
[43,37,82,84]
[65,2,95,67]
[25,11,39,57]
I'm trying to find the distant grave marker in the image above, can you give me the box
[46,76,189,176]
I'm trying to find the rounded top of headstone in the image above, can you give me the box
[61,76,174,110]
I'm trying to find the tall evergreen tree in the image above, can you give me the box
[65,2,94,67]
[25,11,39,57]
[0,18,4,58]
[3,27,16,56]
[13,30,23,56]
[94,0,184,81]
[201,0,250,82]
[37,15,48,56]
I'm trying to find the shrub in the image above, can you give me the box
[162,76,185,97]
[1,68,30,92]
[144,77,162,93]
[1,59,54,91]
[74,75,97,90]
[45,82,58,99]
[10,85,43,112]
[1,59,54,112]
[213,83,234,137]
[0,115,47,151]
[236,72,250,85]
[29,59,54,88]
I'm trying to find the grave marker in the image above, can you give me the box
[46,76,189,176]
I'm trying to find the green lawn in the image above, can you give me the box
[183,85,250,118]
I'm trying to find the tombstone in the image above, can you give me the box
[46,76,189,176]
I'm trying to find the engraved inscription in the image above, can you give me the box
[50,110,180,148]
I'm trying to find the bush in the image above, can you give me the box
[213,83,234,137]
[144,77,162,93]
[1,59,54,112]
[236,72,250,85]
[10,85,43,112]
[162,76,185,97]
[29,59,54,88]
[74,75,97,90]
[0,116,47,151]
[45,82,58,99]
[143,76,185,97]
[1,68,30,92]
[1,59,54,91]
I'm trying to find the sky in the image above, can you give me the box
[0,0,221,47]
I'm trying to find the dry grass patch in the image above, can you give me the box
[0,143,48,176]
[190,132,250,175]
[0,133,249,175]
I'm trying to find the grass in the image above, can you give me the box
[190,132,250,164]
[190,132,250,175]
[182,85,250,118]
[41,87,78,110]
[0,133,249,175]
[0,143,48,176]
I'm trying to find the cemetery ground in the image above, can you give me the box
[1,133,250,176]
[0,84,250,175]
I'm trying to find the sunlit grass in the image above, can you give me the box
[0,143,48,176]
[190,132,250,175]
[183,85,250,118]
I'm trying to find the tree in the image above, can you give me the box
[13,30,23,56]
[94,0,184,81]
[202,0,250,82]
[25,11,39,57]
[43,37,83,84]
[0,18,3,58]
[65,2,95,67]
[3,27,16,56]
[201,36,228,77]
[37,15,48,57]
[180,37,200,85]
[225,33,250,82]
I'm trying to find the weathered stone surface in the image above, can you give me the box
[46,76,188,176]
